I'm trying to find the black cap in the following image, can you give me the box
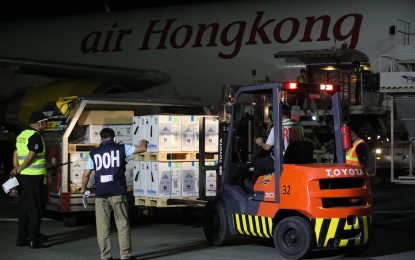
[30,111,47,124]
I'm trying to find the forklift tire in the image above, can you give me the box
[273,216,314,259]
[203,200,234,246]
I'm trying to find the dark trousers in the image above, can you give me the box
[252,156,274,184]
[17,174,44,243]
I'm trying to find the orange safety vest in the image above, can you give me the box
[345,138,366,165]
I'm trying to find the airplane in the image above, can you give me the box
[0,0,414,132]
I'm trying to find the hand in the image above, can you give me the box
[11,166,20,176]
[139,139,148,148]
[255,137,264,146]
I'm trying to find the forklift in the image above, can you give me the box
[199,82,373,258]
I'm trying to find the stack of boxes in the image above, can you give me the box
[69,123,135,192]
[133,115,219,199]
[69,114,218,198]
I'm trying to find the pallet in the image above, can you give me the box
[196,153,218,161]
[135,152,197,162]
[134,196,207,207]
[134,152,218,162]
[69,143,99,152]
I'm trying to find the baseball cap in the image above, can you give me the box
[30,111,48,124]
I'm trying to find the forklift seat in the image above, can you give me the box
[284,141,314,164]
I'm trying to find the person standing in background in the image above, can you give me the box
[81,128,148,260]
[12,111,48,249]
[296,68,307,83]
[346,124,368,168]
[295,69,309,109]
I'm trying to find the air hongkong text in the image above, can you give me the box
[80,11,362,59]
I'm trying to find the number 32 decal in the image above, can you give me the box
[282,185,291,195]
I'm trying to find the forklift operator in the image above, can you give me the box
[252,104,304,185]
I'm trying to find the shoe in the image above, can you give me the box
[16,240,29,247]
[29,241,48,249]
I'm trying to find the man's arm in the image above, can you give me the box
[133,139,148,154]
[80,169,93,193]
[13,150,18,168]
[255,137,273,151]
[12,151,37,175]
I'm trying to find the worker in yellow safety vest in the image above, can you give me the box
[12,111,49,249]
[346,124,368,168]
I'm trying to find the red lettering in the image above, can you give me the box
[170,25,193,49]
[113,28,132,52]
[333,13,362,49]
[218,21,246,59]
[273,18,299,43]
[192,23,220,47]
[80,11,362,59]
[81,23,132,53]
[300,16,331,42]
[139,19,176,50]
[245,11,275,45]
[284,128,289,143]
[81,31,102,53]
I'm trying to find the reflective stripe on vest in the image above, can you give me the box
[16,129,46,175]
[346,139,365,166]
[282,121,304,138]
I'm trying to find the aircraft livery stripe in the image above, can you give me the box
[233,214,273,238]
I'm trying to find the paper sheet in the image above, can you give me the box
[83,190,91,208]
[2,177,19,194]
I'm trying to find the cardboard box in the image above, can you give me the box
[181,115,203,152]
[69,153,94,190]
[113,124,133,137]
[84,124,111,144]
[204,116,219,152]
[114,135,133,145]
[133,116,150,147]
[181,161,199,197]
[85,124,133,145]
[146,161,181,198]
[133,161,147,197]
[133,116,139,146]
[205,161,217,196]
[78,110,134,125]
[148,115,182,152]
